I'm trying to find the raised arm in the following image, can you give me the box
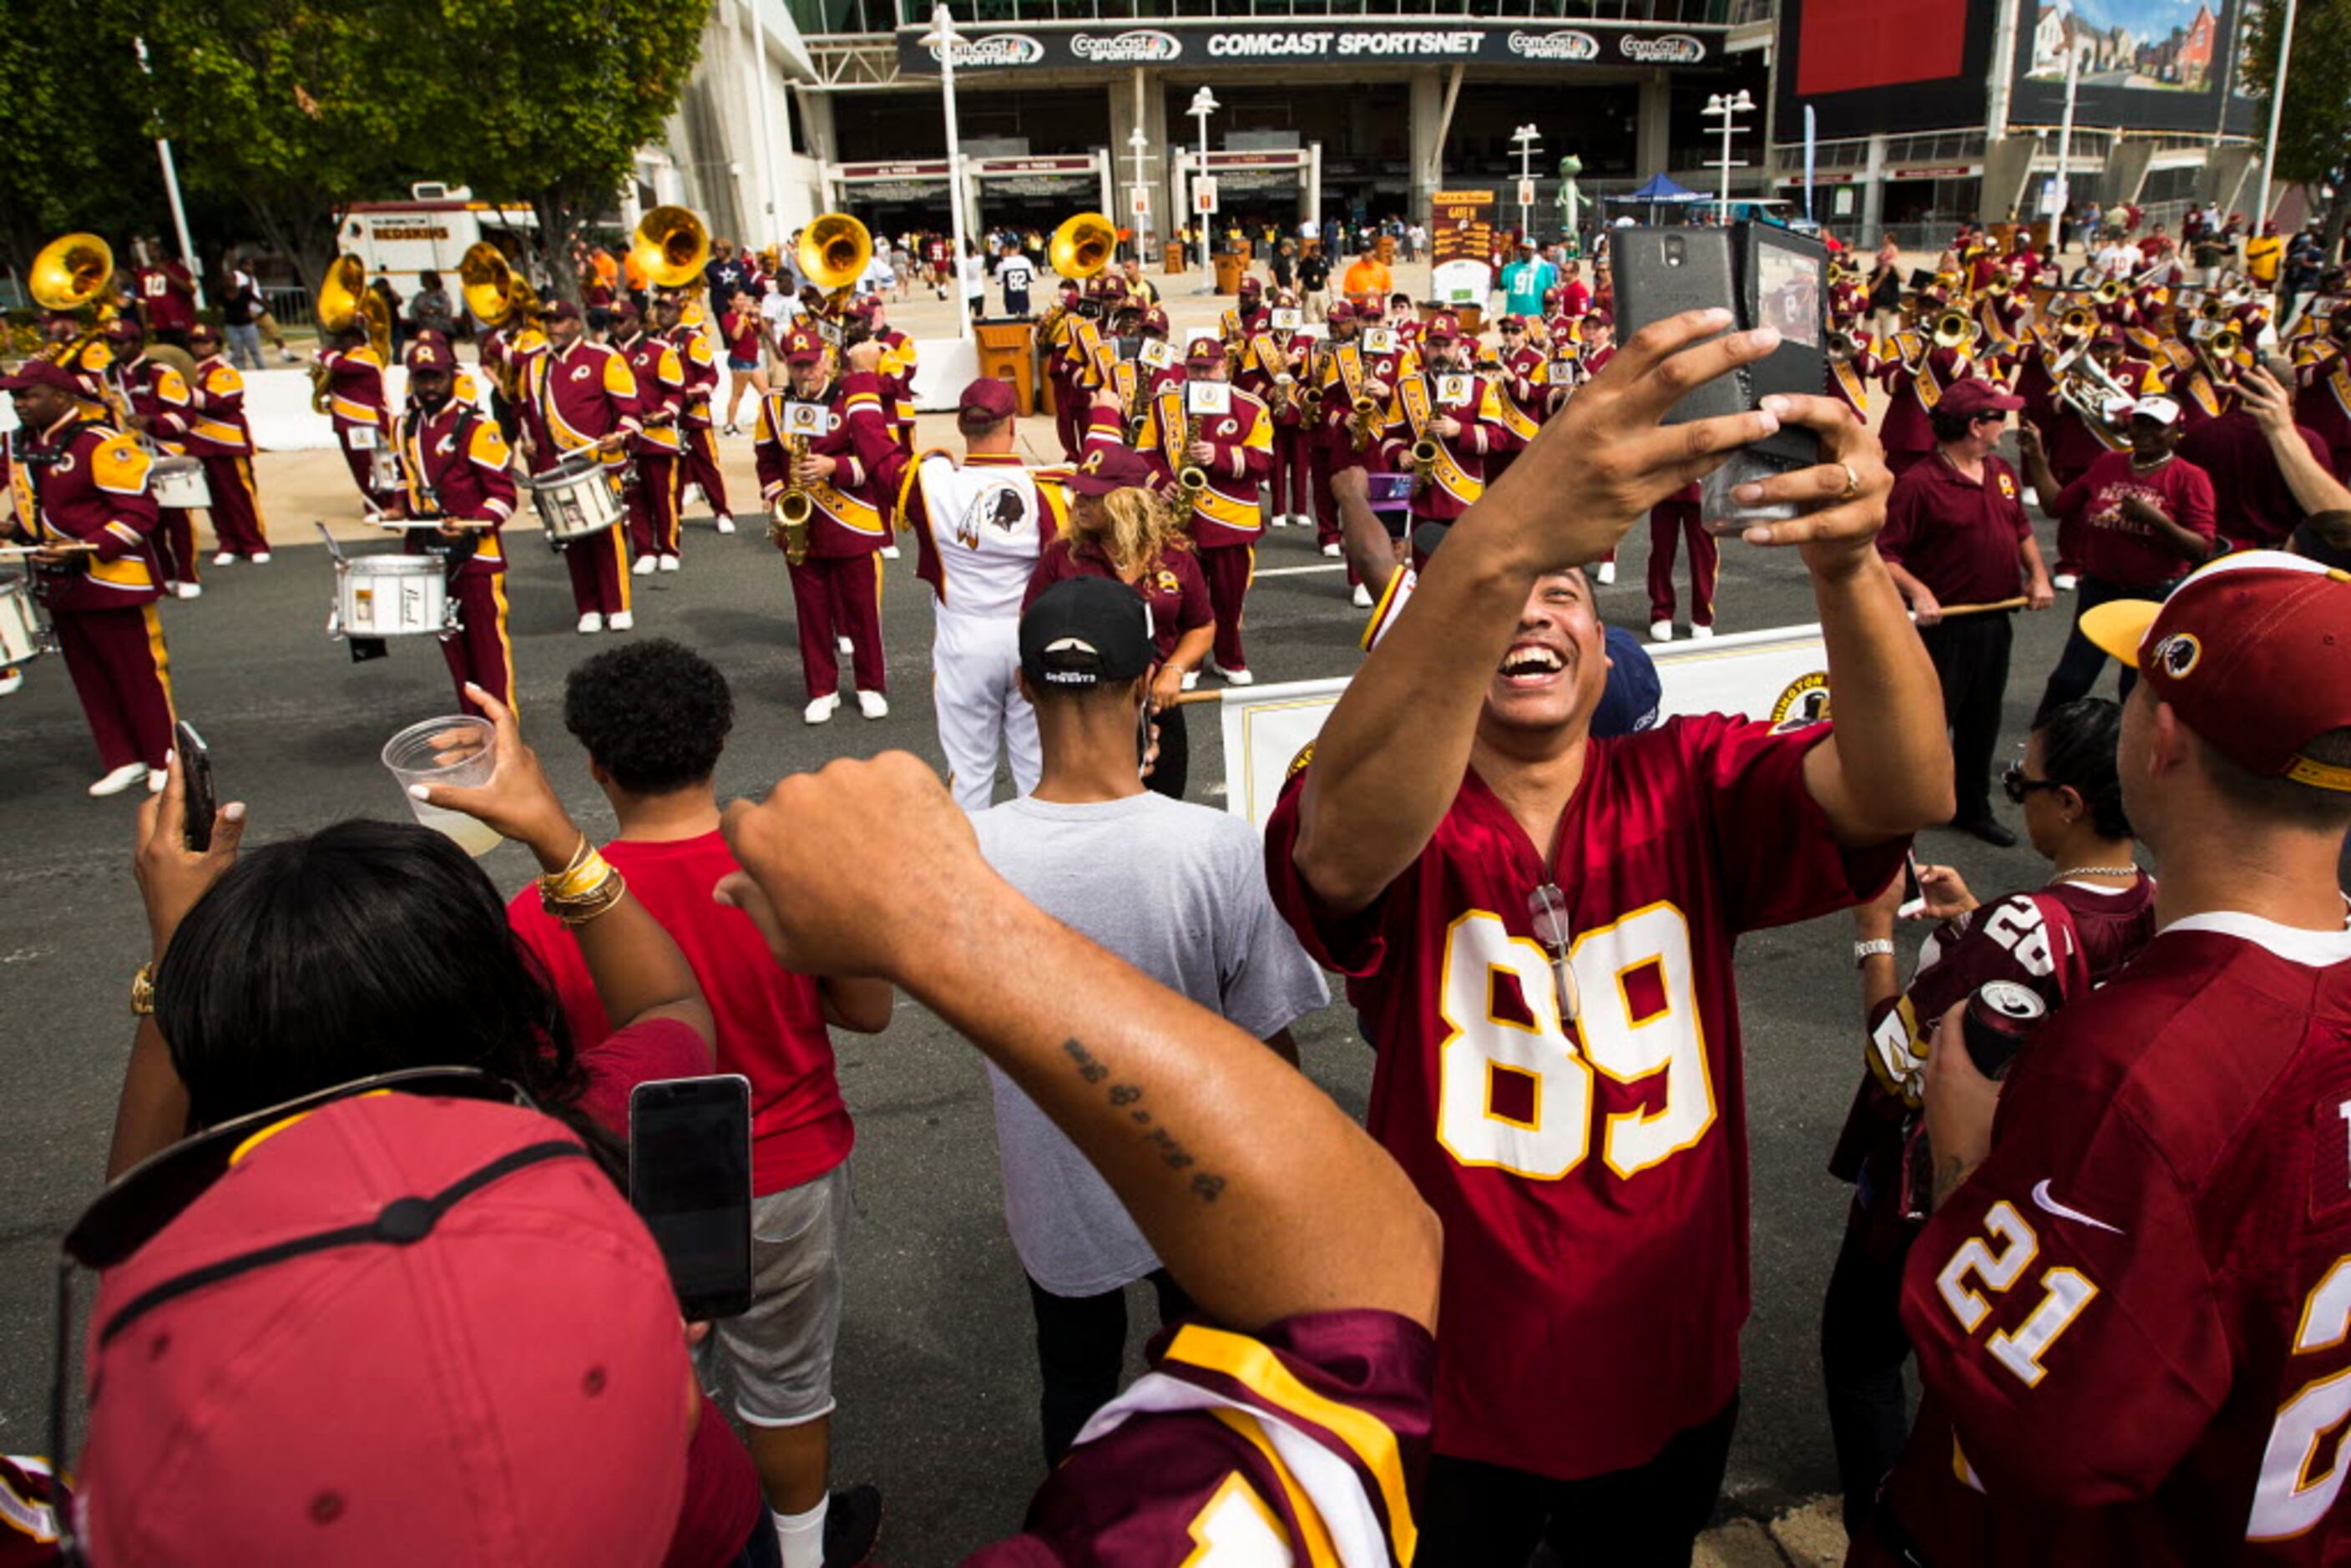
[1291,311,1788,913]
[719,752,1440,1333]
[2241,365,2351,517]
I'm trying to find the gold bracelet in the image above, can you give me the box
[542,846,610,903]
[130,963,155,1017]
[544,867,628,928]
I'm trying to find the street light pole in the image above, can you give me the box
[2252,0,2301,233]
[2053,48,2080,250]
[1702,90,1755,224]
[1127,127,1153,256]
[1188,87,1220,281]
[921,5,972,341]
[1511,124,1541,244]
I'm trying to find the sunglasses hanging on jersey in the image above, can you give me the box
[1528,883,1582,1026]
[47,1067,548,1566]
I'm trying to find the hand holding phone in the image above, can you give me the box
[174,721,215,853]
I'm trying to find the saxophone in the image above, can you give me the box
[768,432,812,566]
[1350,389,1383,453]
[1301,346,1327,418]
[1410,394,1442,493]
[1176,409,1209,503]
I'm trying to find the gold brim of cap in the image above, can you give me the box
[2078,598,2164,666]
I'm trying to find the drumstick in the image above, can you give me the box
[1164,689,1226,708]
[1936,595,2030,618]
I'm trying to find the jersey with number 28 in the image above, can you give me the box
[1265,713,1902,1479]
[1889,913,2351,1564]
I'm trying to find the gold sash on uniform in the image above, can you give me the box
[1398,377,1481,504]
[2329,355,2351,419]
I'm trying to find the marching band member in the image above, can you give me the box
[1135,336,1271,685]
[2292,308,2351,479]
[755,326,893,725]
[519,299,641,634]
[174,325,270,564]
[610,301,687,574]
[654,292,737,538]
[107,319,201,598]
[41,315,118,421]
[1878,320,1979,474]
[316,321,394,512]
[1039,278,1084,459]
[1238,294,1311,529]
[1375,311,1505,539]
[1311,301,1373,567]
[857,295,918,560]
[1218,276,1267,345]
[0,358,175,795]
[851,368,1073,808]
[1057,278,1121,460]
[2039,326,2162,586]
[378,337,519,716]
[1483,314,1550,488]
[1827,325,1878,422]
[1645,480,1714,644]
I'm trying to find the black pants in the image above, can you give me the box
[1820,1223,1916,1540]
[2035,573,2159,726]
[1417,1395,1739,1566]
[1919,614,2012,822]
[1027,1268,1194,1466]
[1145,702,1189,801]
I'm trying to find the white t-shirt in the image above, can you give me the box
[2097,242,2139,281]
[960,254,987,300]
[970,792,1330,1296]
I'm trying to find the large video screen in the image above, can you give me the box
[2010,0,2260,133]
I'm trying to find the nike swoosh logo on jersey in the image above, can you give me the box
[2032,1180,2124,1237]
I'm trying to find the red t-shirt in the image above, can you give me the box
[134,264,195,332]
[510,832,856,1196]
[1888,914,2351,1564]
[1264,715,1904,1478]
[2177,410,2336,548]
[564,1014,766,1568]
[2051,451,2216,588]
[720,311,762,362]
[1025,537,1213,663]
[1880,453,2035,606]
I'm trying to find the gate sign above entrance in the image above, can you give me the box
[896,19,1717,74]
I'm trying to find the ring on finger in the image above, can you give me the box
[1837,462,1862,503]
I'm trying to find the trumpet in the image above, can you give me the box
[1176,410,1209,502]
[2058,306,2096,339]
[2200,326,2244,382]
[2093,278,2126,306]
[1825,328,1860,361]
[769,432,813,565]
[1932,310,1979,352]
[1350,393,1382,453]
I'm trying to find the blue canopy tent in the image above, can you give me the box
[1610,174,1708,225]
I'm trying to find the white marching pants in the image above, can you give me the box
[933,609,1039,812]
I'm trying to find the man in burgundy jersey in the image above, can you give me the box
[1267,309,1955,1560]
[1823,696,2156,1535]
[1872,551,2351,1564]
[719,751,1442,1565]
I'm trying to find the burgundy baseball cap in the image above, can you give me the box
[76,1093,693,1566]
[1357,297,1386,320]
[1498,315,1527,332]
[1325,301,1356,324]
[0,358,83,395]
[609,298,641,324]
[958,375,1017,426]
[405,338,455,372]
[783,326,824,365]
[2094,324,2128,348]
[2081,551,2351,790]
[1938,379,2024,419]
[1185,335,1224,367]
[1097,276,1130,303]
[847,296,881,320]
[1066,443,1157,496]
[1423,311,1460,343]
[543,300,583,323]
[1239,276,1262,296]
[106,318,144,345]
[1140,306,1170,336]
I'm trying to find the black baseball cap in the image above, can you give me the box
[1019,577,1154,690]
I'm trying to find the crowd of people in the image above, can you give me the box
[6,193,2351,1565]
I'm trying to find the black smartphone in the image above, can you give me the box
[174,720,215,852]
[1609,226,1743,429]
[628,1074,754,1321]
[1738,224,1831,468]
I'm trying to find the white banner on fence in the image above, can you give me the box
[1216,621,1833,829]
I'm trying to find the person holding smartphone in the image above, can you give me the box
[1266,310,1951,1561]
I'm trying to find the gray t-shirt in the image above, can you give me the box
[969,792,1329,1297]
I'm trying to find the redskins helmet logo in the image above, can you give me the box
[1218,417,1239,438]
[2151,632,2201,679]
[569,364,593,382]
[1286,741,1316,780]
[1079,451,1106,475]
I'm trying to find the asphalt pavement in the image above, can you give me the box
[0,430,2084,1560]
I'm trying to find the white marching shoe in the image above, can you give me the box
[658,555,680,573]
[857,690,889,720]
[1181,669,1200,691]
[837,635,854,654]
[177,582,202,599]
[1212,661,1255,687]
[804,692,841,725]
[250,552,271,564]
[88,762,148,797]
[2054,573,2079,592]
[1650,620,1676,644]
[1320,542,1342,559]
[632,555,658,576]
[608,610,635,631]
[1267,513,1287,529]
[1690,624,1715,641]
[576,613,604,635]
[714,515,737,534]
[1352,583,1374,608]
[1595,561,1617,585]
[213,551,235,567]
[880,544,902,559]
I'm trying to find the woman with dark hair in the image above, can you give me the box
[109,688,780,1568]
[1820,695,2153,1536]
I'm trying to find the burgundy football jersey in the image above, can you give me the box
[0,1457,64,1566]
[1888,913,2351,1564]
[1265,714,1904,1477]
[964,1311,1433,1567]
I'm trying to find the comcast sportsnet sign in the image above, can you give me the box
[900,18,1716,73]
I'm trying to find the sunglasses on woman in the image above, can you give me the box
[2001,759,2065,805]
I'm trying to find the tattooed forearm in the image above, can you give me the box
[1933,1154,1980,1211]
[1063,1038,1228,1202]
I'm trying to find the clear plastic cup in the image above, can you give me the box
[382,716,503,857]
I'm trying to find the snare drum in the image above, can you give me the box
[149,456,211,510]
[331,554,453,640]
[0,578,49,665]
[520,450,624,544]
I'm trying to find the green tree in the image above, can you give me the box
[2239,0,2351,248]
[0,22,163,290]
[421,0,711,301]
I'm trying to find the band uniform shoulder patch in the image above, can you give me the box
[1770,671,1832,733]
[88,432,153,495]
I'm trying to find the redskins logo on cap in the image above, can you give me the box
[1078,450,1107,474]
[2151,631,2201,679]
